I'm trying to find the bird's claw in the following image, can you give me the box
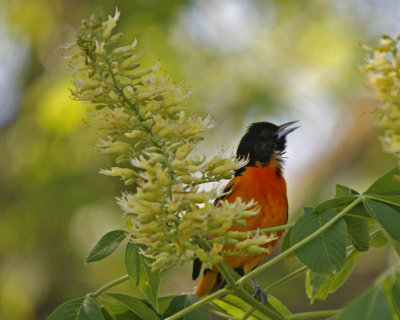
[251,279,268,304]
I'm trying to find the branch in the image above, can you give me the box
[89,274,130,297]
[238,197,363,285]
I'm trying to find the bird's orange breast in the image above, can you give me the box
[219,164,288,272]
[226,164,288,231]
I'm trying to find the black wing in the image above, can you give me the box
[192,257,203,280]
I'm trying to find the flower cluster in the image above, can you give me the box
[361,35,400,160]
[63,10,275,271]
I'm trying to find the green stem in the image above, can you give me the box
[234,289,284,320]
[250,223,295,234]
[164,288,229,320]
[286,309,341,320]
[238,197,362,285]
[265,266,307,292]
[214,260,284,320]
[216,261,240,289]
[241,267,307,320]
[90,274,130,297]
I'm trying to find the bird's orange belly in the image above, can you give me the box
[221,165,288,272]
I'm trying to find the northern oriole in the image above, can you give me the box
[193,120,298,298]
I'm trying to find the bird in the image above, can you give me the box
[193,120,299,298]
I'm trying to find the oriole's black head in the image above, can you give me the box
[236,121,299,167]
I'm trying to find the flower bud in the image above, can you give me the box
[125,129,147,139]
[195,248,208,262]
[120,55,141,71]
[247,245,268,255]
[100,167,135,178]
[101,9,120,40]
[95,41,106,55]
[370,74,394,88]
[108,32,124,45]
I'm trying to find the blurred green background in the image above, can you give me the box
[1,0,400,319]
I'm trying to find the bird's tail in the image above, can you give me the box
[195,270,219,297]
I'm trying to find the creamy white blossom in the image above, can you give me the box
[64,10,275,271]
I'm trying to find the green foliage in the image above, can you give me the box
[337,267,400,320]
[86,230,127,263]
[291,208,348,274]
[306,250,361,302]
[343,216,370,251]
[106,293,159,320]
[125,242,160,311]
[211,294,290,320]
[48,297,105,320]
[161,295,209,320]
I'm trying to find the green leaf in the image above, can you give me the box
[367,167,400,194]
[315,196,358,212]
[86,230,127,263]
[281,229,295,257]
[125,242,160,311]
[335,184,359,198]
[336,286,394,320]
[157,295,176,316]
[364,200,400,257]
[367,194,400,207]
[266,296,291,317]
[364,200,400,242]
[291,208,347,275]
[344,216,369,251]
[183,295,209,320]
[303,206,315,214]
[306,250,361,302]
[370,228,389,247]
[212,294,288,320]
[100,306,114,320]
[100,299,142,320]
[347,203,371,219]
[106,293,159,320]
[391,276,400,315]
[163,294,209,320]
[47,297,105,320]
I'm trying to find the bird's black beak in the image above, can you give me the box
[277,120,299,139]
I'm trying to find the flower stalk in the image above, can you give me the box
[361,35,400,161]
[64,9,275,272]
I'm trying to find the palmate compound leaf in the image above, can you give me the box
[86,230,127,263]
[47,296,105,320]
[306,249,361,303]
[290,208,347,275]
[125,242,160,311]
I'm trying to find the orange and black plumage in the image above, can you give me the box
[193,121,298,297]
